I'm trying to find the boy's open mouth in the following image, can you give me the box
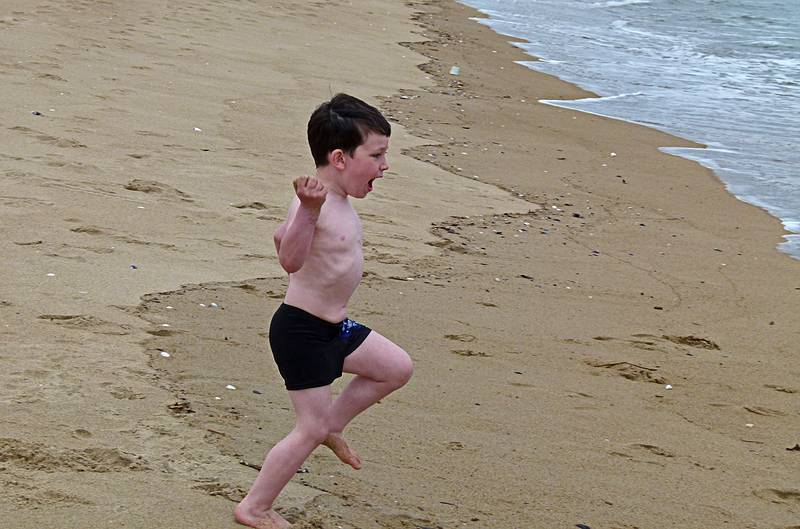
[368,178,375,191]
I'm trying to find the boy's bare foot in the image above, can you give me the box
[323,433,362,469]
[234,502,292,529]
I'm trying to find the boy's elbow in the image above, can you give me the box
[279,254,303,274]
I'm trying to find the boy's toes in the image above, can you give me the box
[323,434,362,469]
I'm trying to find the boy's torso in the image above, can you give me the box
[284,194,363,323]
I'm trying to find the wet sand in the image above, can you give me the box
[1,1,798,528]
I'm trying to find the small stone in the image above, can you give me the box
[665,384,672,390]
[226,384,236,390]
[31,111,42,116]
[159,351,171,358]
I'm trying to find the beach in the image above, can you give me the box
[1,1,798,528]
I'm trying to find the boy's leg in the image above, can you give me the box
[235,385,333,529]
[323,332,413,464]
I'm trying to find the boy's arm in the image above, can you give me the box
[274,177,327,274]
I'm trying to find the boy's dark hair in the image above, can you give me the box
[307,93,391,167]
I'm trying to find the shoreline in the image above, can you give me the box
[457,0,800,261]
[2,1,799,528]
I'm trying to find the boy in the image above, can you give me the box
[234,94,414,529]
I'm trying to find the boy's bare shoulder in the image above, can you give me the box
[321,197,360,227]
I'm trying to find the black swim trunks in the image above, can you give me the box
[269,303,372,391]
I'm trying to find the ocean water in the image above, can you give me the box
[458,0,800,259]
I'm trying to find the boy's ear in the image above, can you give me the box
[329,148,347,170]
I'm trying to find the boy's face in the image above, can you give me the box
[341,132,389,198]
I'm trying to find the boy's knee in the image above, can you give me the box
[298,422,330,446]
[391,353,413,388]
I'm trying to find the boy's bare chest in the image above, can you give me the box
[313,204,362,253]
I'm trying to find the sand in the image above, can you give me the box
[1,1,798,528]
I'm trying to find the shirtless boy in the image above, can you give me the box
[234,93,414,529]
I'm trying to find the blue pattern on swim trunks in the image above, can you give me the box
[340,318,362,339]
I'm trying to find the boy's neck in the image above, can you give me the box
[315,166,347,198]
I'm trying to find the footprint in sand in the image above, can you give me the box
[70,225,179,251]
[445,333,476,343]
[238,253,270,260]
[586,360,667,384]
[9,126,86,149]
[136,130,169,138]
[743,405,787,417]
[661,334,720,350]
[38,314,130,335]
[595,334,720,354]
[0,479,94,508]
[231,201,269,210]
[109,386,145,401]
[631,443,675,458]
[0,437,147,472]
[36,72,68,82]
[124,178,193,202]
[753,488,800,507]
[451,349,490,357]
[167,400,195,416]
[609,443,676,469]
[192,481,247,502]
[764,384,798,394]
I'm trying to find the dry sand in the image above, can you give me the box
[1,1,798,528]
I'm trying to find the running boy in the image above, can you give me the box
[234,94,414,529]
